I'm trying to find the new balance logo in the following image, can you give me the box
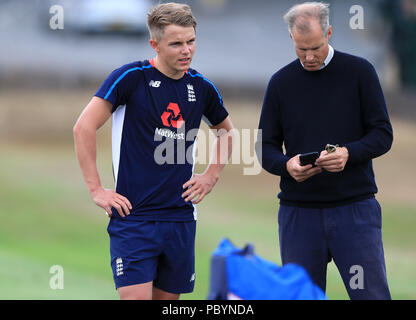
[116,258,124,276]
[190,273,195,282]
[187,84,196,102]
[149,80,161,88]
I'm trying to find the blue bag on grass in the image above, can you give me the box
[207,238,327,300]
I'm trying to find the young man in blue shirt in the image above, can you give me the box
[74,2,233,300]
[257,2,393,299]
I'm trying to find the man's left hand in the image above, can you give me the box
[315,147,349,172]
[182,172,219,204]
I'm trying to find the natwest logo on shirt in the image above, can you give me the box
[161,102,184,129]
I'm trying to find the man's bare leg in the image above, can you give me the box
[118,281,153,300]
[153,287,180,300]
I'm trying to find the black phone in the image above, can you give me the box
[299,151,319,166]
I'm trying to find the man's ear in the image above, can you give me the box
[327,25,332,40]
[149,38,159,52]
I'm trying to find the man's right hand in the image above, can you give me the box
[286,154,322,182]
[91,187,132,218]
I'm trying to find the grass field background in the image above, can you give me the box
[0,89,415,299]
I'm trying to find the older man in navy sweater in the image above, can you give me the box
[257,2,393,299]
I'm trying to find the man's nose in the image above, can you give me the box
[181,45,191,55]
[305,53,314,62]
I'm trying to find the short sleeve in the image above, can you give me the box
[202,79,229,126]
[94,64,141,113]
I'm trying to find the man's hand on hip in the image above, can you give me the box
[91,187,132,218]
[315,147,349,172]
[286,155,322,182]
[182,172,219,204]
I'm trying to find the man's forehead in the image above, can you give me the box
[162,25,195,41]
[292,25,326,48]
[294,39,324,50]
[292,32,325,49]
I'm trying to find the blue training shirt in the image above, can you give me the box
[95,59,229,221]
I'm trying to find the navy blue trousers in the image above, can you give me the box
[278,198,391,300]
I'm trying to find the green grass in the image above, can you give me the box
[0,249,117,299]
[1,144,415,300]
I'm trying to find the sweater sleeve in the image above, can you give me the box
[344,61,393,163]
[256,75,291,177]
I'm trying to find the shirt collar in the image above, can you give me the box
[300,44,334,70]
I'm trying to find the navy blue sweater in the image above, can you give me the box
[257,50,393,208]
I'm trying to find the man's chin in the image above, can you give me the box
[176,64,190,72]
[304,64,320,71]
[177,60,192,69]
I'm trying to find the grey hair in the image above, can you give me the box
[283,2,330,37]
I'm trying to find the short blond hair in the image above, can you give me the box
[147,2,197,41]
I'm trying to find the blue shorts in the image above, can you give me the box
[278,198,391,300]
[107,218,196,293]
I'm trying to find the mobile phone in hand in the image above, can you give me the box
[299,151,319,166]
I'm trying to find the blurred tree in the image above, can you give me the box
[380,0,416,89]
